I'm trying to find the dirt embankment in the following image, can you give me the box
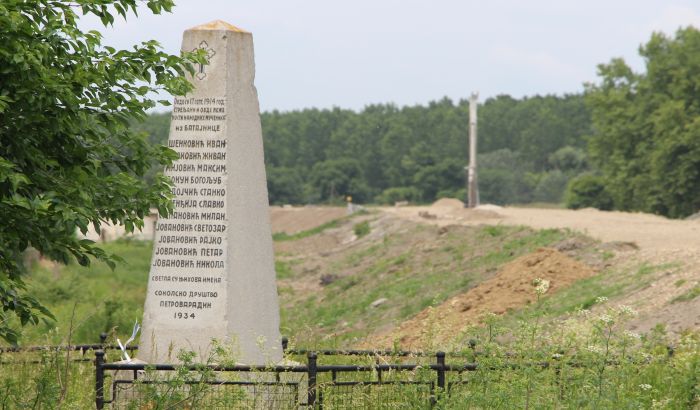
[383,199,700,340]
[270,206,347,234]
[370,248,596,349]
[385,200,700,252]
[270,200,700,346]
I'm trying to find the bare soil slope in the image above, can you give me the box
[384,201,700,339]
[270,206,346,234]
[268,202,699,345]
[272,210,601,347]
[370,248,597,349]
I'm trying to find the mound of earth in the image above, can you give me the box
[455,208,502,221]
[431,198,465,209]
[368,248,597,349]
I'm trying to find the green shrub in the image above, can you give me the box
[437,188,466,201]
[353,221,371,238]
[375,187,421,204]
[565,174,613,210]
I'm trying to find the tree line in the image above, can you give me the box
[140,94,592,206]
[573,27,700,219]
[138,27,700,219]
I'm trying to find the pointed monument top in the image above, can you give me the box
[187,20,249,33]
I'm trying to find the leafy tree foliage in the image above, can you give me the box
[267,167,304,204]
[478,149,534,204]
[565,174,613,210]
[262,94,590,205]
[130,111,174,184]
[532,170,569,203]
[375,187,421,205]
[548,146,588,175]
[142,94,591,206]
[586,27,700,218]
[0,0,198,343]
[306,158,371,203]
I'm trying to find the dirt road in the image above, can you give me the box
[382,200,700,252]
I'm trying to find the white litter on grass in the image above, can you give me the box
[117,321,141,362]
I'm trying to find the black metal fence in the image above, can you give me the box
[0,332,136,365]
[2,336,674,409]
[94,350,476,409]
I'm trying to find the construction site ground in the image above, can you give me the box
[270,201,700,348]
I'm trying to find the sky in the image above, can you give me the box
[82,0,700,112]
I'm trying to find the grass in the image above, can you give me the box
[445,303,700,410]
[272,210,371,242]
[4,292,698,409]
[3,213,699,408]
[7,217,674,354]
[506,260,681,324]
[672,284,700,303]
[280,224,584,348]
[353,220,371,238]
[275,260,294,279]
[272,218,341,241]
[0,349,102,408]
[13,239,152,345]
[3,211,374,346]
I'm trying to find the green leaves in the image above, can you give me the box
[585,27,700,218]
[0,0,196,344]
[258,94,591,206]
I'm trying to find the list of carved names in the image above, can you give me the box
[150,96,228,322]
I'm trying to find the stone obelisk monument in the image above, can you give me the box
[139,20,282,365]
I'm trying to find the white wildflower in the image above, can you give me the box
[595,296,608,304]
[552,353,563,359]
[639,383,652,391]
[624,330,641,340]
[576,308,591,317]
[598,313,614,325]
[587,345,603,354]
[617,305,638,317]
[652,398,671,408]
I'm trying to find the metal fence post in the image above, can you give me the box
[99,332,107,346]
[437,351,446,405]
[95,349,105,410]
[282,336,289,353]
[431,351,446,407]
[436,352,446,390]
[307,352,318,408]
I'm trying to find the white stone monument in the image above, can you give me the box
[139,20,282,365]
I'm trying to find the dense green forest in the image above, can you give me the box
[136,27,700,218]
[580,27,700,218]
[138,93,592,206]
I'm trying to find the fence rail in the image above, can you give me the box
[1,335,676,409]
[94,350,468,409]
